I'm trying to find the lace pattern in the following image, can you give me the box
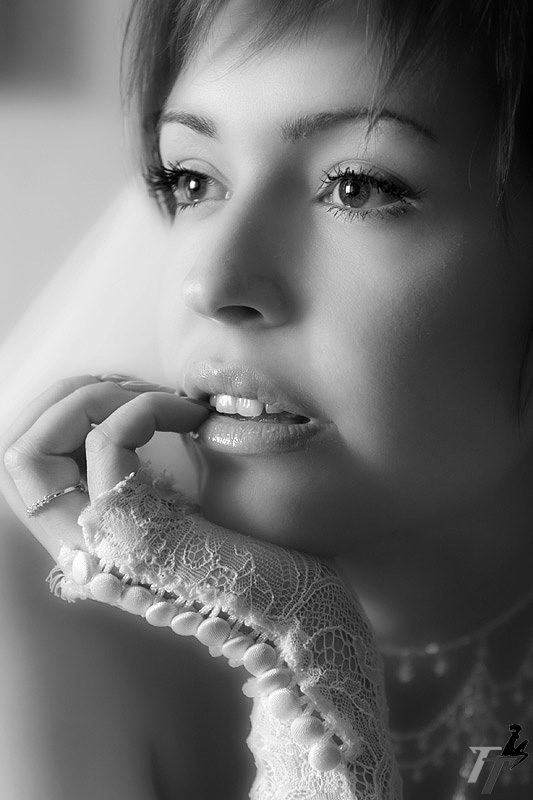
[73,469,401,800]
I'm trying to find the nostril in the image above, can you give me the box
[215,306,263,325]
[182,267,290,327]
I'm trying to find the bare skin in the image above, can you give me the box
[1,1,533,798]
[0,379,253,800]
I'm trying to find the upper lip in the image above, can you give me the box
[181,362,325,421]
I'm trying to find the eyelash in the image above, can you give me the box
[319,165,422,223]
[144,161,212,217]
[144,161,423,222]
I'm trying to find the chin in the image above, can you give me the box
[191,437,404,557]
[196,457,351,557]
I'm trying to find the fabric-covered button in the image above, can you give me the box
[196,617,231,647]
[120,585,154,616]
[256,668,292,695]
[145,601,178,627]
[290,715,325,746]
[267,688,301,720]
[221,634,253,662]
[171,611,203,636]
[242,678,258,698]
[242,642,277,676]
[308,740,342,772]
[90,573,123,604]
[71,551,97,585]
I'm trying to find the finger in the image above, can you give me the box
[0,375,173,459]
[18,382,144,459]
[99,375,178,394]
[0,375,102,502]
[3,382,155,557]
[86,393,211,497]
[41,381,178,480]
[0,376,102,542]
[0,375,102,455]
[95,373,138,381]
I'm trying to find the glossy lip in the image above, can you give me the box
[183,362,320,416]
[181,362,334,455]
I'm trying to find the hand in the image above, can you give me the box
[69,470,401,799]
[1,375,401,799]
[0,375,210,560]
[0,375,244,800]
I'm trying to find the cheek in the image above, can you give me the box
[307,218,526,497]
[156,249,193,374]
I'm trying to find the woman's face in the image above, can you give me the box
[157,0,533,556]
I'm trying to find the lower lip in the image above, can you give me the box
[194,412,333,455]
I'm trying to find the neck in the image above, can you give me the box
[340,454,533,650]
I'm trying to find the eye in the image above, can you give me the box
[318,165,422,222]
[174,171,227,207]
[144,161,230,217]
[325,174,378,209]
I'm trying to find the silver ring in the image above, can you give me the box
[26,483,88,518]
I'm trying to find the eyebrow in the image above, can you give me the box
[281,108,437,143]
[159,106,437,143]
[159,110,218,138]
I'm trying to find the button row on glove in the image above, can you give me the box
[67,548,345,774]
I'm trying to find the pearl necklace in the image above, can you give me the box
[380,591,533,793]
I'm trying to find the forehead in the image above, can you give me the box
[161,0,493,166]
[174,3,368,87]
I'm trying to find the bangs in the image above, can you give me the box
[123,0,532,202]
[123,0,370,167]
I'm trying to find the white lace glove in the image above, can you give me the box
[53,469,401,800]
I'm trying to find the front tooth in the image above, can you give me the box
[236,398,265,417]
[265,403,284,414]
[216,394,238,414]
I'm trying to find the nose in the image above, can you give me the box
[181,204,292,328]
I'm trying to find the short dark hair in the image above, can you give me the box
[123,0,532,203]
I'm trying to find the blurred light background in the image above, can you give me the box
[0,0,194,512]
[0,13,213,795]
[0,0,132,342]
[0,9,196,790]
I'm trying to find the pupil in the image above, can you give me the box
[185,175,203,201]
[339,178,370,208]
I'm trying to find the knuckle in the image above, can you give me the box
[48,374,101,399]
[125,392,158,423]
[85,425,112,455]
[71,377,125,408]
[130,391,157,411]
[3,437,44,474]
[52,376,89,394]
[70,381,106,401]
[2,445,21,472]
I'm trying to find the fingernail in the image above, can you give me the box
[96,373,137,382]
[118,380,176,394]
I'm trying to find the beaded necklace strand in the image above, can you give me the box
[380,591,533,794]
